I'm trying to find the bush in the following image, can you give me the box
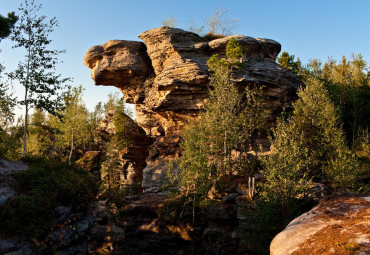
[262,78,360,204]
[0,157,97,238]
[239,197,315,254]
[169,39,267,202]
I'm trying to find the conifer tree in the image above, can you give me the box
[277,51,302,75]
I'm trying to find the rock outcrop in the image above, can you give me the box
[84,26,303,192]
[93,111,151,187]
[270,194,370,255]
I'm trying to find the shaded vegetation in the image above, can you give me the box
[0,157,97,239]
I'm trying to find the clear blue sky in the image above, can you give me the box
[1,0,369,115]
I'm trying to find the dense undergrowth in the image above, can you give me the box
[0,157,98,239]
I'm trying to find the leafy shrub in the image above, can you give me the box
[239,197,315,254]
[261,78,360,205]
[158,193,218,225]
[0,157,97,238]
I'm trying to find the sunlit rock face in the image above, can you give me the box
[83,40,155,104]
[270,194,370,255]
[84,26,303,192]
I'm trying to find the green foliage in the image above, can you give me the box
[26,108,51,156]
[207,54,229,70]
[262,77,360,203]
[0,118,23,160]
[113,98,132,149]
[58,86,90,163]
[226,37,243,63]
[169,40,266,202]
[100,96,134,194]
[319,54,370,145]
[208,37,245,69]
[10,0,71,158]
[0,67,16,130]
[277,51,302,75]
[0,11,18,40]
[239,197,315,254]
[0,157,97,238]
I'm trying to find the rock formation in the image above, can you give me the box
[270,194,370,255]
[84,26,303,192]
[93,111,150,187]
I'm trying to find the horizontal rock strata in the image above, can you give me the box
[84,26,303,192]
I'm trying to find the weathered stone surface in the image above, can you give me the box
[142,135,182,193]
[84,26,303,193]
[84,40,154,103]
[94,111,150,186]
[270,194,370,255]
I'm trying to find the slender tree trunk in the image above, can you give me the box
[23,31,32,159]
[69,125,74,164]
[23,87,28,158]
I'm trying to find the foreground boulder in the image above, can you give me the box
[84,26,303,192]
[270,194,370,255]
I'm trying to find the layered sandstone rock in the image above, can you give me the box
[94,111,150,186]
[84,26,303,192]
[270,194,370,255]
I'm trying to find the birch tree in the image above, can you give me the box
[10,0,70,158]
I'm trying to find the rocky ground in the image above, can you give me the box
[270,194,370,255]
[0,158,28,205]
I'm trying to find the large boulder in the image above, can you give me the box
[270,194,370,255]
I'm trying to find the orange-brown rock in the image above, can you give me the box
[94,111,150,186]
[84,26,303,192]
[83,40,154,104]
[270,194,370,255]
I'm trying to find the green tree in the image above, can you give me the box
[57,86,90,163]
[0,11,17,131]
[262,77,360,204]
[0,12,18,40]
[226,37,243,62]
[320,54,370,145]
[277,51,302,75]
[100,97,133,192]
[0,66,16,130]
[169,39,266,201]
[26,108,51,156]
[10,0,70,158]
